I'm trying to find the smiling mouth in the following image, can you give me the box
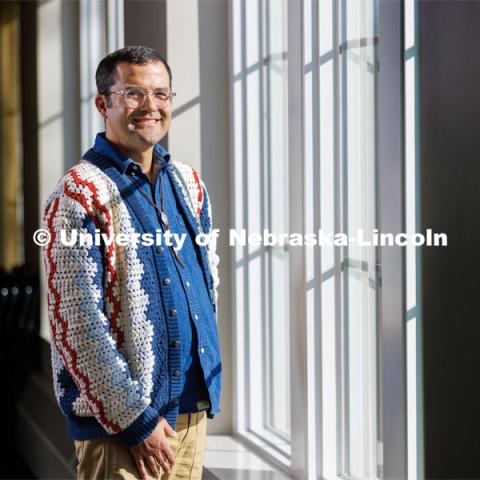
[132,118,162,126]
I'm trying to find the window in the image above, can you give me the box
[232,0,291,462]
[340,1,379,477]
[231,1,410,478]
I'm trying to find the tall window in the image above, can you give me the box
[232,0,291,461]
[231,1,410,478]
[340,0,378,477]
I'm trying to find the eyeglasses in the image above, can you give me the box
[102,88,177,108]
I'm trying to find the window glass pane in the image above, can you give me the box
[265,0,290,440]
[342,0,379,478]
[317,0,338,474]
[233,0,290,455]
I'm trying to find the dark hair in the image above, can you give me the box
[95,45,172,94]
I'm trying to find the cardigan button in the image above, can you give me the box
[169,308,177,317]
[173,370,181,377]
[156,246,164,254]
[171,340,181,348]
[172,398,179,406]
[163,278,171,286]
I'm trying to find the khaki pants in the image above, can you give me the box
[74,412,207,480]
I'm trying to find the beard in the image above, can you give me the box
[128,118,169,145]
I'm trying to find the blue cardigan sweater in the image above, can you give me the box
[41,144,221,447]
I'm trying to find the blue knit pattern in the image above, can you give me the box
[41,140,221,447]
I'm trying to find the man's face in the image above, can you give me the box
[96,61,172,152]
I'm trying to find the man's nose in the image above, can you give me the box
[143,92,157,111]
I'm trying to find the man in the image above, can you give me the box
[41,46,221,480]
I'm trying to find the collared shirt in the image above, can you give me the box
[93,134,212,414]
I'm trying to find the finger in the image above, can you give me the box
[153,450,171,473]
[145,455,159,478]
[137,457,148,480]
[152,450,164,469]
[164,422,177,438]
[161,442,176,466]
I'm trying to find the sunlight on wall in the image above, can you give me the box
[166,0,201,174]
[37,0,66,341]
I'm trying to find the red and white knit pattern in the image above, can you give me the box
[43,163,155,431]
[171,162,220,304]
[42,159,219,433]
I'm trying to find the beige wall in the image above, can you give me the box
[37,0,67,341]
[165,0,232,435]
[37,0,82,340]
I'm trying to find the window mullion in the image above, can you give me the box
[287,0,309,478]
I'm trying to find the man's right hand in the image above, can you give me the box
[129,417,177,480]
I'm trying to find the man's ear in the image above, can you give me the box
[95,94,108,120]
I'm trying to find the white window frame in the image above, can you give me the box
[404,0,424,478]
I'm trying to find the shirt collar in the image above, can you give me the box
[92,133,172,175]
[153,142,172,170]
